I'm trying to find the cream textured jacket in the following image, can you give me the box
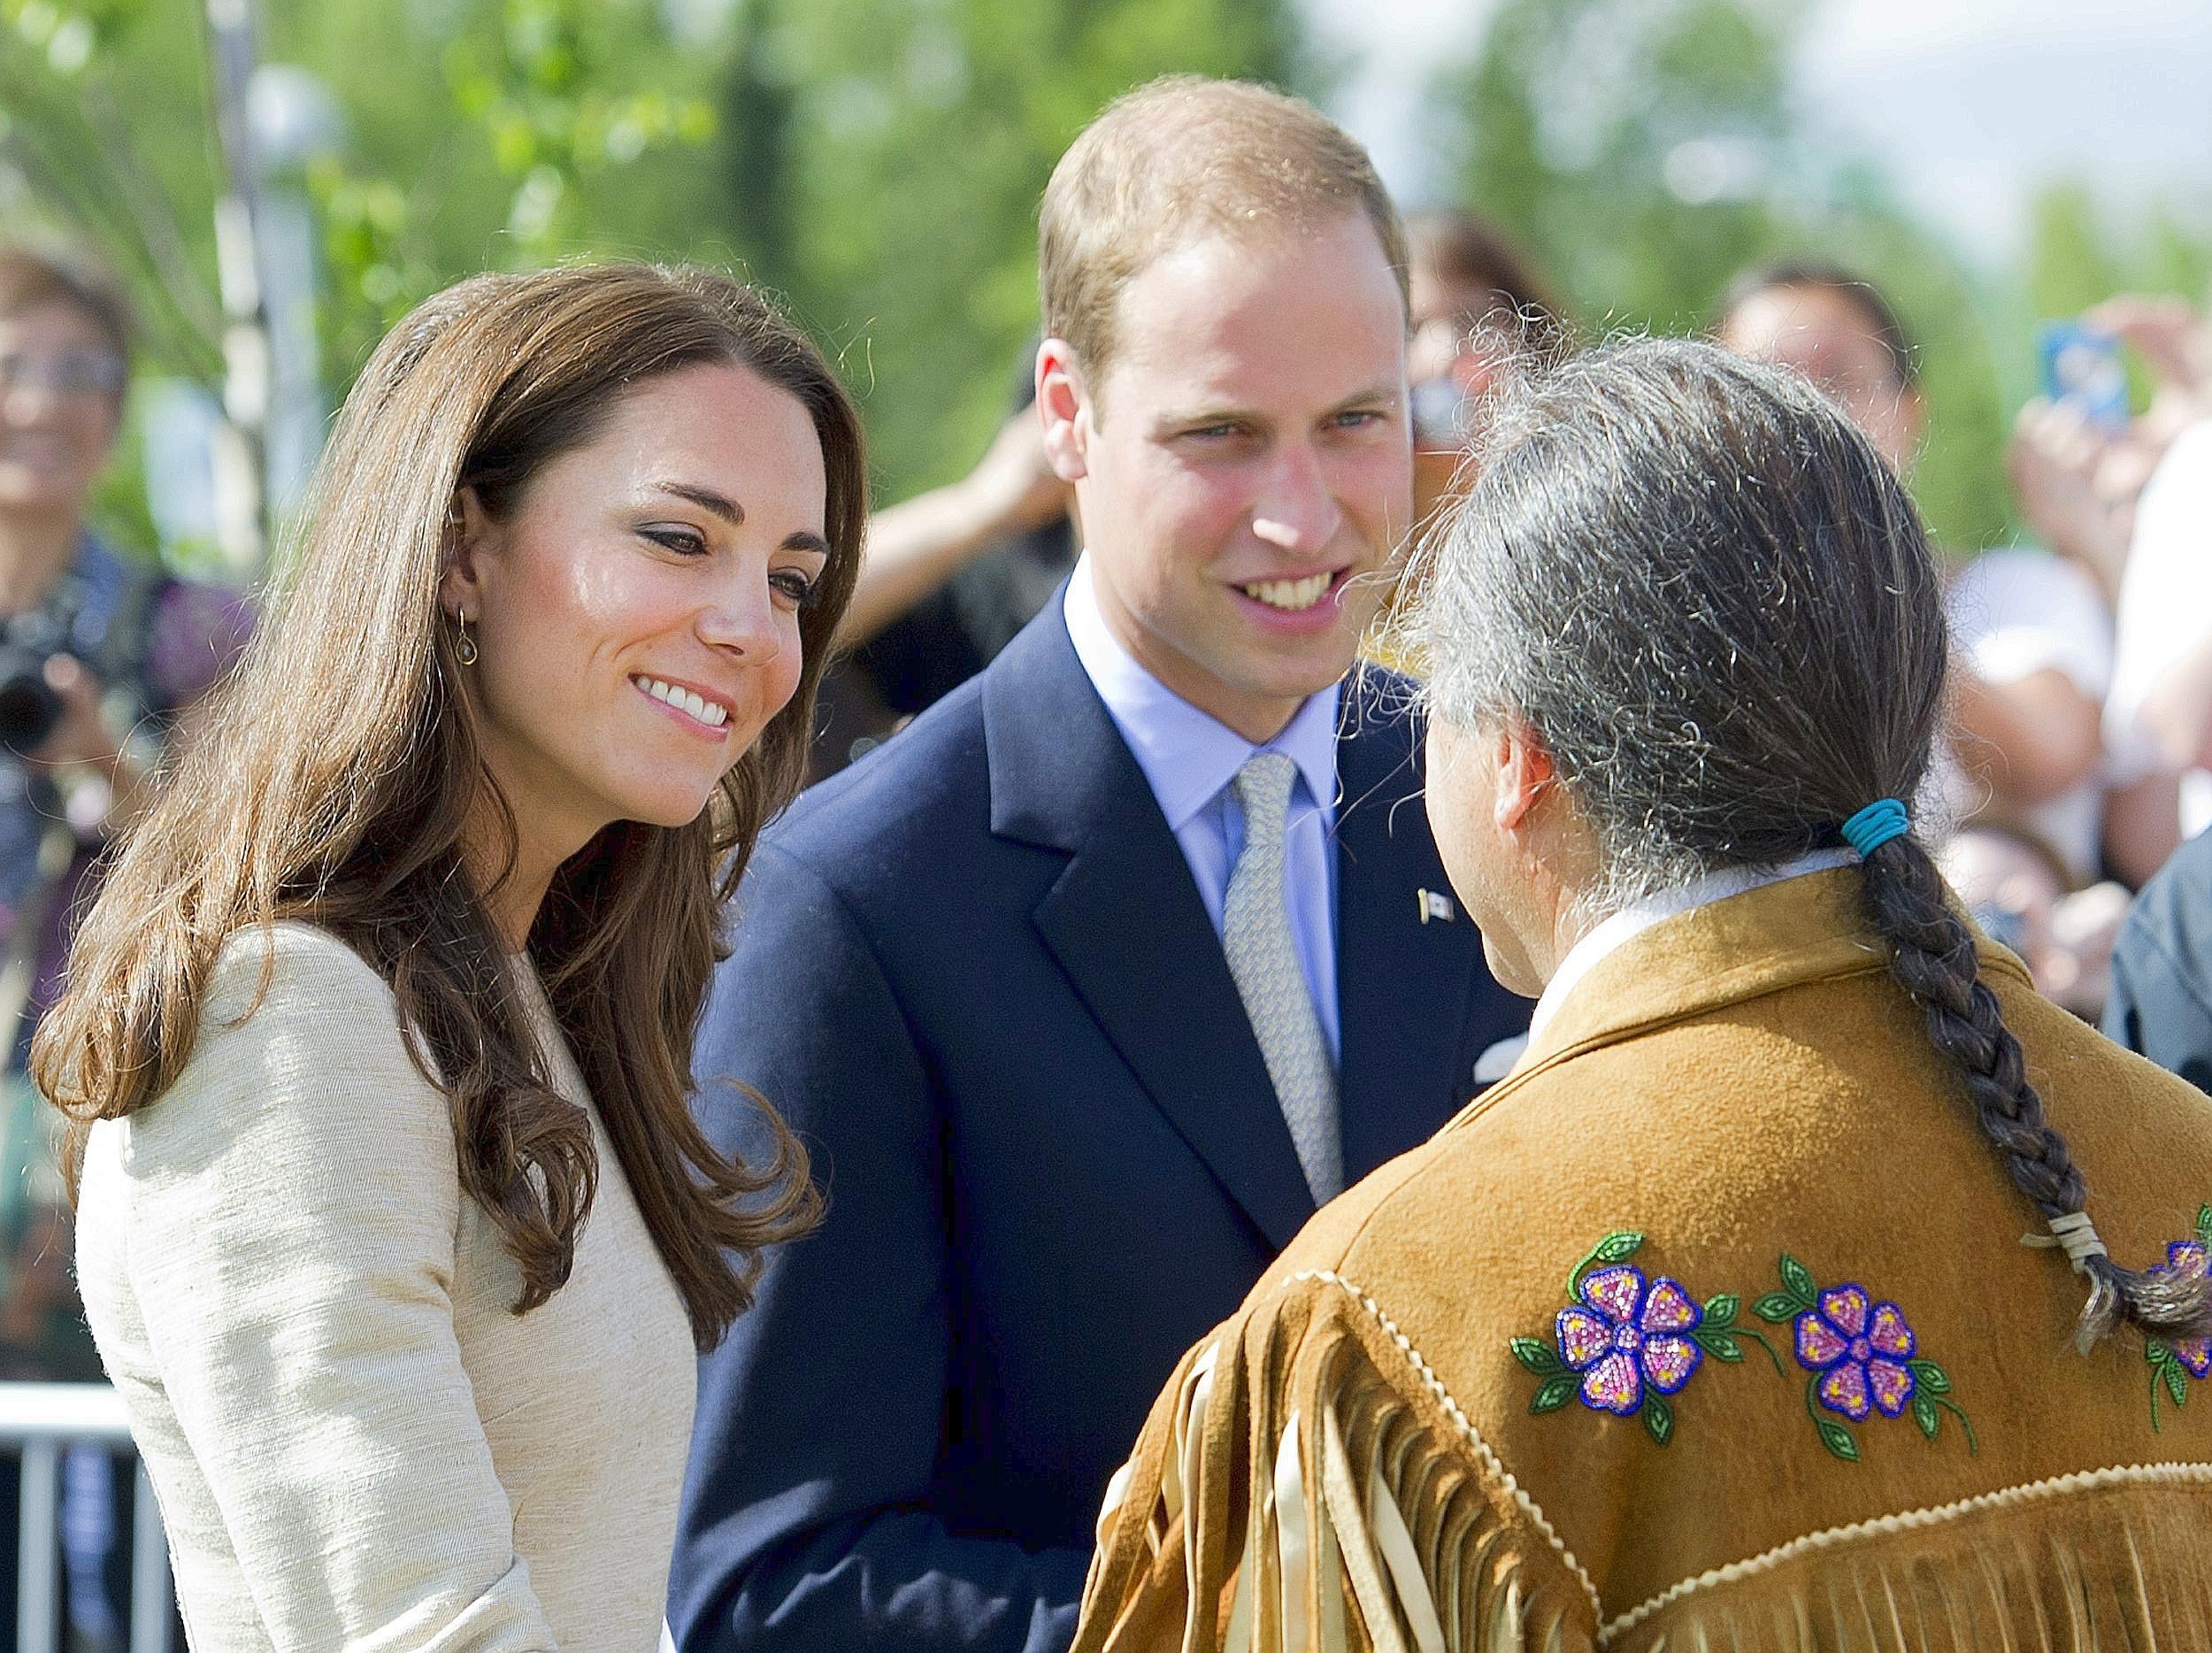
[76,922,696,1650]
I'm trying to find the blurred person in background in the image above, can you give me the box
[812,356,1075,774]
[1403,208,1571,541]
[36,263,856,1649]
[2098,296,2212,1089]
[1074,340,2212,1653]
[0,242,249,1652]
[2098,298,2212,852]
[1719,260,2128,1011]
[0,245,250,1377]
[1366,208,1568,676]
[670,77,1526,1653]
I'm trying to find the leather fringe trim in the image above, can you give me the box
[1073,1268,1600,1652]
[1602,1458,2212,1643]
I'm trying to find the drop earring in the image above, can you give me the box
[455,611,479,667]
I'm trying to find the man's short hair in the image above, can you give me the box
[1039,76,1408,392]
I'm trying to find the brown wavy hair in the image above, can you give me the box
[34,263,864,1351]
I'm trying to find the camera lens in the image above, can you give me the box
[0,644,63,753]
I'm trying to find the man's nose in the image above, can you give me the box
[1250,444,1343,554]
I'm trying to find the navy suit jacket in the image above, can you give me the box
[669,596,1528,1653]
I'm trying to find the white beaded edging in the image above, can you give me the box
[1286,1268,1607,1628]
[1601,1459,2212,1644]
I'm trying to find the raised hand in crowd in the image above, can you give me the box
[837,401,1072,646]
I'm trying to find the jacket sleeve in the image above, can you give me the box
[110,930,557,1649]
[669,842,1090,1653]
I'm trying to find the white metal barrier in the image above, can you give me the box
[1,1382,172,1653]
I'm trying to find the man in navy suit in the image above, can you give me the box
[669,76,1528,1653]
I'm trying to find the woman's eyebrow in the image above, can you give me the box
[651,481,744,526]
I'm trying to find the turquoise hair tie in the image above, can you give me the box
[1841,797,1910,857]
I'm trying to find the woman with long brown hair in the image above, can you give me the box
[34,262,862,1649]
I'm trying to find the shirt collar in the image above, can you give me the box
[1528,847,1859,1039]
[1064,554,1340,831]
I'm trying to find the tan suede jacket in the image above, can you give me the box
[1074,869,2212,1652]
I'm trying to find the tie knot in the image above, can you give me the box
[1233,751,1299,844]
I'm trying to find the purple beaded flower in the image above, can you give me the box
[1556,1265,1703,1414]
[1511,1231,1779,1448]
[1794,1286,1917,1421]
[1755,1254,1974,1462]
[2146,1209,2212,1431]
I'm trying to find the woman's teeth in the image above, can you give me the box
[634,675,729,727]
[1240,573,1335,611]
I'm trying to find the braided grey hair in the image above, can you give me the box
[1416,337,2212,1354]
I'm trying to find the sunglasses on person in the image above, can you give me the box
[0,349,127,399]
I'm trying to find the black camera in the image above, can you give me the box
[0,610,71,753]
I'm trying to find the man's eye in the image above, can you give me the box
[1333,410,1386,429]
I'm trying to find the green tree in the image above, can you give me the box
[1436,0,2016,551]
[715,0,1308,499]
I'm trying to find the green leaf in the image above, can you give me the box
[1816,1419,1860,1463]
[1701,1292,1740,1327]
[1778,1254,1818,1303]
[1693,1330,1744,1363]
[2147,1340,2173,1365]
[1641,1393,1675,1447]
[1908,1358,1952,1395]
[2197,1203,2212,1249]
[1530,1372,1579,1414]
[1510,1336,1563,1376]
[1593,1231,1646,1265]
[1753,1293,1801,1324]
[2167,1360,2190,1410]
[1912,1394,1939,1440]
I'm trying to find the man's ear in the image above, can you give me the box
[439,485,494,619]
[1035,338,1091,484]
[1493,712,1557,836]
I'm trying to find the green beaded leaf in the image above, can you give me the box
[1530,1372,1579,1414]
[1752,1293,1801,1324]
[1702,1293,1740,1327]
[1778,1254,1818,1304]
[2197,1203,2212,1249]
[1908,1357,1951,1395]
[1642,1392,1675,1447]
[2147,1340,2174,1366]
[1510,1336,1563,1376]
[1815,1418,1860,1463]
[2167,1360,2190,1409]
[1593,1231,1646,1265]
[1693,1329,1744,1363]
[1912,1394,1939,1441]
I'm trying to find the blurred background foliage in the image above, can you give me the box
[2,0,2207,561]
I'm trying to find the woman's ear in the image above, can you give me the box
[439,485,494,619]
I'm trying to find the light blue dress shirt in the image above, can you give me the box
[1063,556,1342,1062]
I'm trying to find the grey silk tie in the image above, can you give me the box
[1223,751,1343,1203]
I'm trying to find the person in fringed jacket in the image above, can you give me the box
[1072,339,2212,1652]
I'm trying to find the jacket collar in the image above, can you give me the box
[1464,867,2036,1125]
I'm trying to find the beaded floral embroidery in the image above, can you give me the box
[1511,1231,1780,1447]
[1754,1254,1975,1462]
[2145,1204,2212,1432]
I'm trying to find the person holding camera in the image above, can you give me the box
[0,245,250,1380]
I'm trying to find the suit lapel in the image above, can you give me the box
[1332,672,1487,1179]
[986,597,1316,1252]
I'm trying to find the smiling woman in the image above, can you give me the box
[29,264,863,1651]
